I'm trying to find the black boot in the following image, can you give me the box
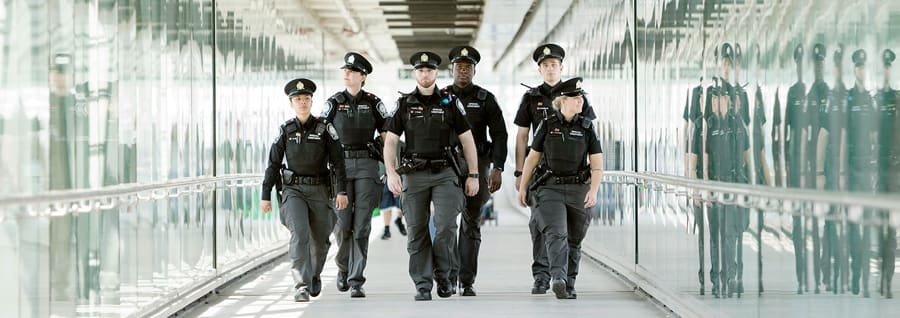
[381,226,391,240]
[395,218,407,236]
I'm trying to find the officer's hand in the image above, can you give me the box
[517,190,528,208]
[488,169,503,193]
[335,194,349,210]
[387,172,402,196]
[515,176,521,191]
[261,200,272,213]
[465,177,479,197]
[584,191,597,209]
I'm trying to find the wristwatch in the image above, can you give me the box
[514,170,523,177]
[467,173,479,178]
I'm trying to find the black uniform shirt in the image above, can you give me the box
[321,89,388,147]
[847,85,876,172]
[531,112,603,173]
[785,81,807,151]
[262,116,346,200]
[875,87,898,190]
[447,83,508,169]
[823,80,848,188]
[514,82,595,130]
[386,86,471,157]
[807,80,829,148]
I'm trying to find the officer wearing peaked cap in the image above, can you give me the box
[875,48,897,298]
[383,51,480,301]
[822,43,849,294]
[514,43,595,295]
[322,52,388,298]
[805,43,830,294]
[517,77,603,299]
[783,43,810,294]
[846,48,875,297]
[262,78,348,302]
[444,45,508,297]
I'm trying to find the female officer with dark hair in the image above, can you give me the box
[517,77,603,299]
[260,78,348,302]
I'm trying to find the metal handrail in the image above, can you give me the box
[0,174,263,212]
[603,171,900,212]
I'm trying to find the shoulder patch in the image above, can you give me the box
[321,101,334,118]
[376,100,389,117]
[477,89,488,101]
[326,123,340,140]
[455,99,467,116]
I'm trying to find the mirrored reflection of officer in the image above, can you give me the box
[444,46,508,297]
[260,78,349,302]
[784,44,809,294]
[731,43,753,297]
[321,52,388,298]
[846,49,875,297]
[822,44,849,294]
[683,80,705,294]
[875,49,896,299]
[807,43,829,294]
[516,77,603,300]
[513,44,596,294]
[383,52,480,301]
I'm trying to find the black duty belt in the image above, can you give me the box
[549,175,588,185]
[344,149,371,159]
[291,175,329,185]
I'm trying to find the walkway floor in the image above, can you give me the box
[183,208,669,318]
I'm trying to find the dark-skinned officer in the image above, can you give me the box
[321,52,389,298]
[846,49,875,298]
[383,51,480,301]
[260,78,349,302]
[513,44,595,294]
[875,49,896,299]
[444,45,508,297]
[517,77,603,300]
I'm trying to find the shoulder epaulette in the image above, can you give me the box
[331,92,346,103]
[477,88,488,101]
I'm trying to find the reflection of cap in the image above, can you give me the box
[734,43,743,62]
[551,77,585,97]
[811,43,826,62]
[448,45,480,64]
[721,43,733,61]
[284,78,316,97]
[340,52,372,74]
[834,44,845,65]
[883,49,895,66]
[52,53,71,72]
[852,49,867,67]
[793,44,804,63]
[409,51,441,69]
[532,43,565,64]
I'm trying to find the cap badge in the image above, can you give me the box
[420,53,429,62]
[576,80,582,88]
[543,47,551,55]
[296,81,304,90]
[348,55,355,63]
[461,48,468,56]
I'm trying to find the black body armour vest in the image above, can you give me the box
[328,92,382,147]
[542,115,591,173]
[402,89,454,158]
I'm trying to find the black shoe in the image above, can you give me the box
[551,278,568,299]
[336,272,349,292]
[395,218,407,236]
[310,276,322,297]
[414,288,432,301]
[461,286,476,296]
[294,287,310,302]
[381,228,391,240]
[350,286,366,298]
[566,287,577,299]
[437,283,453,298]
[532,279,549,294]
[451,285,458,295]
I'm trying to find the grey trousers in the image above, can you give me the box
[280,184,334,289]
[451,157,490,287]
[401,167,463,291]
[532,183,591,289]
[334,177,381,287]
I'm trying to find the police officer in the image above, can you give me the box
[731,43,754,297]
[807,43,829,294]
[321,52,389,298]
[822,44,848,294]
[683,79,705,294]
[383,51,480,301]
[846,49,875,297]
[516,77,603,300]
[260,78,349,302]
[444,45,508,297]
[784,43,809,294]
[875,49,896,299]
[513,44,596,294]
